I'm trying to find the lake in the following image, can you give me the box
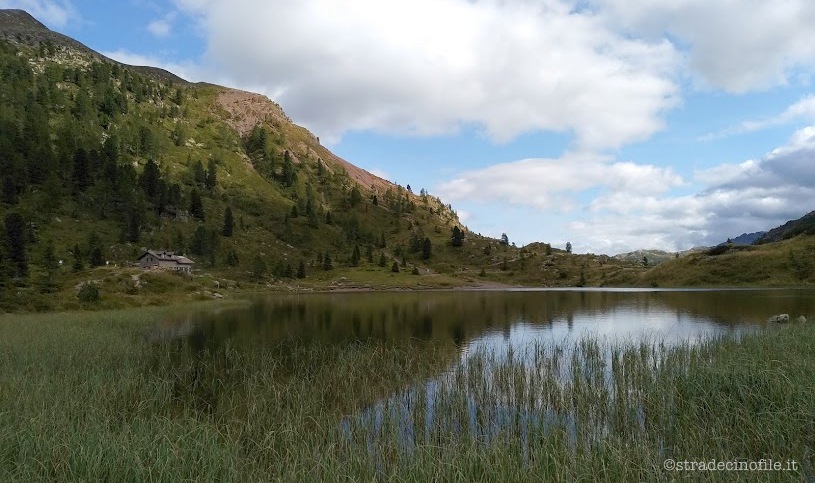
[149,288,813,475]
[155,288,812,410]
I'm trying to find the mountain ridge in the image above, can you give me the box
[0,9,188,84]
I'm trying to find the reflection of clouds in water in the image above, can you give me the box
[460,303,750,362]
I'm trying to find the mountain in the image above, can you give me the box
[718,231,765,246]
[757,211,815,244]
[0,9,187,83]
[612,247,707,266]
[0,9,657,311]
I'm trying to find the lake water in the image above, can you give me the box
[157,288,812,402]
[153,288,814,461]
[161,288,812,349]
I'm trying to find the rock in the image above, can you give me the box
[797,316,808,324]
[768,314,790,324]
[212,292,224,299]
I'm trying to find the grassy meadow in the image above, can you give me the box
[1,304,812,481]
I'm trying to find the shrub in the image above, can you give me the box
[77,282,100,303]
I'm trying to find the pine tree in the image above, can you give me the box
[4,212,27,279]
[88,233,105,267]
[297,260,306,279]
[323,253,333,271]
[566,242,572,253]
[189,188,205,222]
[451,226,464,247]
[422,237,432,260]
[222,207,234,237]
[391,261,400,273]
[351,245,361,267]
[205,160,217,190]
[71,244,84,272]
[379,252,387,267]
[37,239,59,293]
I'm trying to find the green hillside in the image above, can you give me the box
[618,235,815,287]
[1,9,811,312]
[0,19,651,312]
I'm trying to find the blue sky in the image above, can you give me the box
[5,0,815,254]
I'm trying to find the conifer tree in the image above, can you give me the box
[222,207,234,237]
[189,188,205,222]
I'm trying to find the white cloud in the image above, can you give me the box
[704,95,815,140]
[0,0,76,27]
[439,153,684,212]
[439,126,815,254]
[147,13,176,38]
[595,0,815,93]
[172,0,680,149]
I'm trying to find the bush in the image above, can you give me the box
[77,282,100,303]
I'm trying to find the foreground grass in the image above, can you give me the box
[1,306,812,481]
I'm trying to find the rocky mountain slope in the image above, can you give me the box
[757,211,815,244]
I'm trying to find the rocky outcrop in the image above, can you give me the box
[767,314,790,323]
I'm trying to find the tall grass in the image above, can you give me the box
[1,306,812,481]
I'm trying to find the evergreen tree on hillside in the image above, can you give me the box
[422,237,432,260]
[4,212,27,279]
[281,151,296,187]
[88,233,105,267]
[71,147,91,194]
[71,244,84,272]
[205,159,218,191]
[189,188,205,222]
[351,245,361,267]
[37,239,59,293]
[566,242,572,253]
[222,207,234,237]
[451,226,464,247]
[140,159,160,199]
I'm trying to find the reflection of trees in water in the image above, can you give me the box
[158,290,815,350]
[150,290,815,418]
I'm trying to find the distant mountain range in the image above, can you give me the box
[612,247,706,266]
[719,231,766,246]
[757,211,815,244]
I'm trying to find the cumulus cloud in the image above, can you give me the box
[147,13,176,38]
[595,0,815,92]
[572,127,815,252]
[172,0,679,149]
[0,0,76,27]
[438,153,685,212]
[439,127,815,253]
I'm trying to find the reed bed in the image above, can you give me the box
[1,307,812,481]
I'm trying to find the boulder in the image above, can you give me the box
[797,316,808,324]
[768,314,790,324]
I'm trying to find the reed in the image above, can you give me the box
[1,306,811,481]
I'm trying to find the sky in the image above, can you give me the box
[4,0,815,254]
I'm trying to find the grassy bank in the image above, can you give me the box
[1,305,812,481]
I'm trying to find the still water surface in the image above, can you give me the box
[158,288,813,406]
[164,288,812,349]
[154,289,814,458]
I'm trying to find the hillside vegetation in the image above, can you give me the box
[0,15,658,312]
[0,9,811,312]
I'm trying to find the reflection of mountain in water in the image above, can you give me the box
[160,290,814,349]
[152,290,813,416]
